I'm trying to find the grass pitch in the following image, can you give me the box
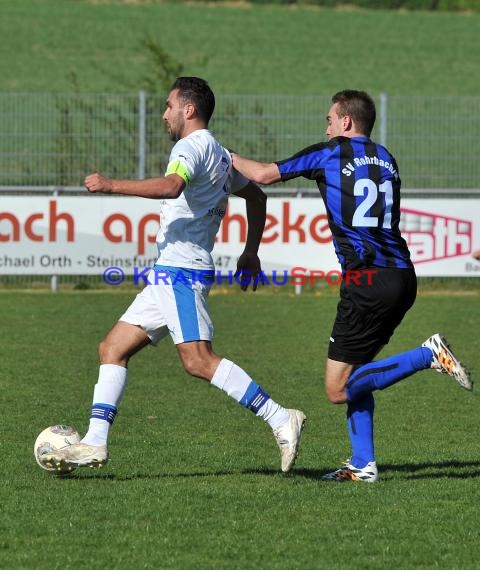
[1,289,479,569]
[1,0,479,95]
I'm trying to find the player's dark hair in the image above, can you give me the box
[332,90,376,137]
[170,77,215,124]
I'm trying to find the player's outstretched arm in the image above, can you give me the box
[231,153,281,185]
[84,172,185,199]
[233,181,267,292]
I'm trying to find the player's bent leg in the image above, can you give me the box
[181,346,306,473]
[325,359,355,404]
[325,359,377,481]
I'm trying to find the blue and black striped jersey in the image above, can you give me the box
[276,136,413,271]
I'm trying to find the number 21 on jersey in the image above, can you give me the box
[352,178,393,229]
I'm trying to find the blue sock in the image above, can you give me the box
[345,347,432,402]
[90,403,118,424]
[239,381,270,412]
[347,393,375,469]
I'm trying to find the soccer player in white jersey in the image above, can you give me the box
[41,77,305,474]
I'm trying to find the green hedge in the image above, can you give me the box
[195,0,479,10]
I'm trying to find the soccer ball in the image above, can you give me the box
[34,425,81,474]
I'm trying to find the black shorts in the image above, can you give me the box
[328,267,417,365]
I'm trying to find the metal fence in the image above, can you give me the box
[1,92,480,190]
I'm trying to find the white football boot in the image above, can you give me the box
[273,409,306,473]
[41,442,108,471]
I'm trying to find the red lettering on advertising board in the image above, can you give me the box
[217,202,333,245]
[400,208,471,263]
[103,213,160,255]
[0,200,74,243]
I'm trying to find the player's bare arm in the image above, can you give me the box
[231,153,281,185]
[84,172,186,199]
[233,181,267,291]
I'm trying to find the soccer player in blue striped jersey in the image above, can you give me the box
[232,90,471,482]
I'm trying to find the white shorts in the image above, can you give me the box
[120,265,214,345]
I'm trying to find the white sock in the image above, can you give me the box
[81,364,128,447]
[211,359,289,430]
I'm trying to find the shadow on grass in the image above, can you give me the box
[59,459,480,481]
[61,467,279,481]
[295,459,480,481]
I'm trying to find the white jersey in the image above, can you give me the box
[155,129,248,270]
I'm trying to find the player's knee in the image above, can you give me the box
[98,338,110,361]
[325,385,347,405]
[181,355,206,379]
[98,338,124,364]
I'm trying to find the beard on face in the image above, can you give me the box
[167,111,185,142]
